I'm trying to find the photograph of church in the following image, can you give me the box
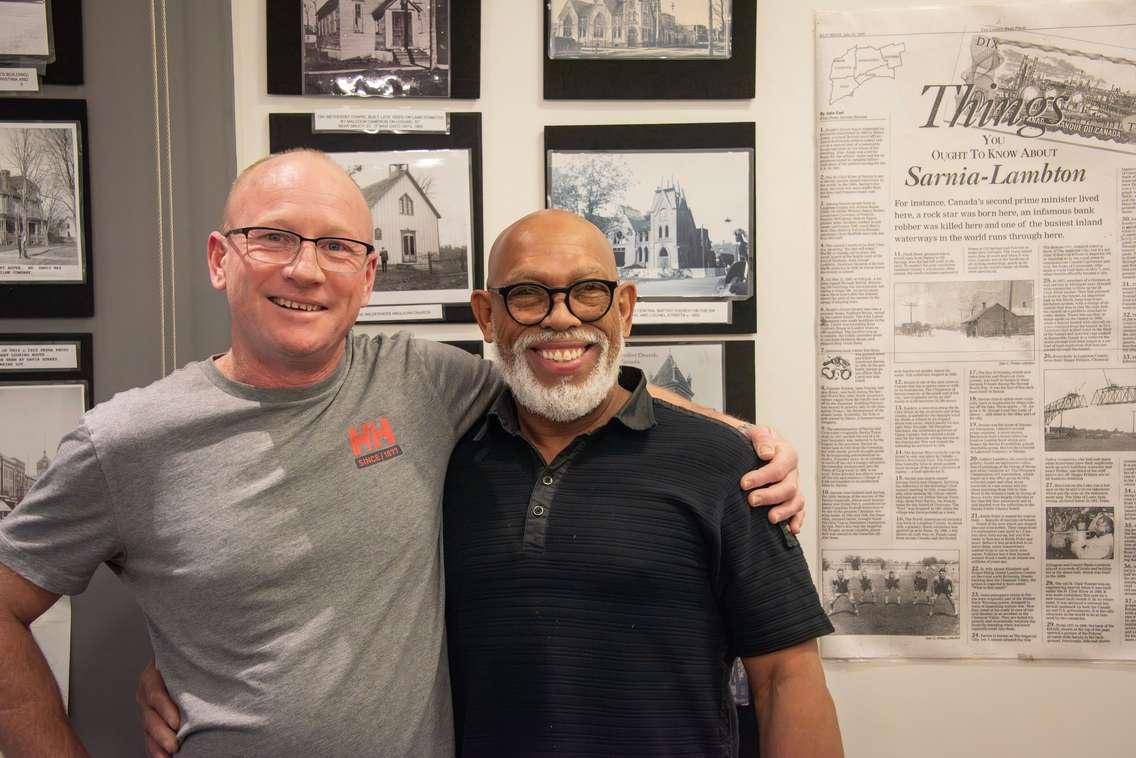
[303,0,450,96]
[549,0,731,60]
[621,342,724,411]
[548,149,753,298]
[328,149,473,306]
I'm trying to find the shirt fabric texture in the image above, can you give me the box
[443,367,833,758]
[0,331,502,757]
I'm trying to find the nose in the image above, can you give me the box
[540,293,581,330]
[283,239,325,284]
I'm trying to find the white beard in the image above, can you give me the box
[492,325,623,422]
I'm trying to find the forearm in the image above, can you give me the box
[0,615,86,757]
[750,655,843,758]
[646,384,741,427]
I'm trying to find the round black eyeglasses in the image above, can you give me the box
[489,279,619,326]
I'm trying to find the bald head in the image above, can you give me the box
[222,149,370,236]
[487,209,616,287]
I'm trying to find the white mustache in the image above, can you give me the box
[513,327,607,352]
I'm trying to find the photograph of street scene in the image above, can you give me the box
[0,122,84,283]
[302,0,450,97]
[1044,369,1136,452]
[893,280,1034,361]
[549,0,731,60]
[328,148,473,307]
[548,149,753,299]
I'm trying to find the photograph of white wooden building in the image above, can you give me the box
[329,149,473,306]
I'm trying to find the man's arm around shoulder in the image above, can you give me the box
[0,562,86,757]
[743,639,843,758]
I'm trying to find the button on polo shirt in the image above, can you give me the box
[443,367,833,758]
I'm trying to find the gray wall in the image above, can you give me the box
[0,2,235,754]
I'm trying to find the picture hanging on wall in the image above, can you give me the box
[545,122,755,336]
[543,0,754,99]
[269,111,484,324]
[44,0,84,85]
[0,98,93,318]
[623,339,754,422]
[267,0,481,98]
[0,332,93,706]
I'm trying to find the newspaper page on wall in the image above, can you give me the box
[815,1,1136,659]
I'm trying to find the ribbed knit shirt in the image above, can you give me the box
[443,367,833,757]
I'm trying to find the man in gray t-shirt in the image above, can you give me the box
[0,151,802,757]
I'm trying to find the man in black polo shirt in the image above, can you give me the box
[446,209,842,757]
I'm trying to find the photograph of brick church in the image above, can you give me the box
[548,149,753,298]
[303,0,450,96]
[549,0,731,60]
[328,148,473,306]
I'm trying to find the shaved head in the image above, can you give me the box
[487,209,616,287]
[222,149,368,233]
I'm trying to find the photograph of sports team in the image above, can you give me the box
[821,549,961,637]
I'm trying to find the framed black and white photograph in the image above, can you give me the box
[44,0,84,86]
[0,99,92,318]
[623,339,754,421]
[269,111,483,324]
[1045,506,1114,560]
[892,280,1035,362]
[0,332,92,706]
[821,548,961,637]
[543,0,754,99]
[546,122,755,336]
[1044,368,1136,452]
[268,0,481,98]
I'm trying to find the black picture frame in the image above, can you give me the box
[269,111,484,324]
[543,0,754,100]
[43,0,84,86]
[267,0,480,99]
[626,339,754,422]
[0,98,93,318]
[544,121,755,336]
[0,332,93,403]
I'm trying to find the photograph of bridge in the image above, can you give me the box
[1044,368,1136,452]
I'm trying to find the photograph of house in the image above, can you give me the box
[328,148,473,306]
[304,0,449,96]
[549,0,730,59]
[892,280,1035,360]
[0,122,83,282]
[548,149,753,299]
[621,342,724,411]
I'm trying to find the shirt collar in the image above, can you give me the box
[473,365,656,441]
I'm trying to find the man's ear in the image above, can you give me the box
[470,289,495,342]
[207,232,228,291]
[615,281,636,337]
[360,252,378,298]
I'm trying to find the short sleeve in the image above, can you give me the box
[0,422,124,596]
[411,339,505,440]
[716,454,834,658]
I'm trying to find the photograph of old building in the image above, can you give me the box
[1044,368,1136,452]
[304,0,449,96]
[548,149,752,298]
[0,122,83,282]
[328,149,473,306]
[550,0,730,59]
[621,342,724,411]
[892,280,1035,360]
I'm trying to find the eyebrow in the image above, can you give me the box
[501,268,610,284]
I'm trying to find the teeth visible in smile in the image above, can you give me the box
[537,347,586,363]
[270,297,323,312]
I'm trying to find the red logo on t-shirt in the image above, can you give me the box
[347,417,403,468]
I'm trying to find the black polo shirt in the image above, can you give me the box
[443,367,833,758]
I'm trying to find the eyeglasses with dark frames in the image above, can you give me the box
[489,279,619,326]
[223,226,375,273]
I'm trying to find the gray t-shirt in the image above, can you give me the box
[0,332,502,757]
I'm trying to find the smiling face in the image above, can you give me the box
[472,210,636,422]
[208,151,376,379]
